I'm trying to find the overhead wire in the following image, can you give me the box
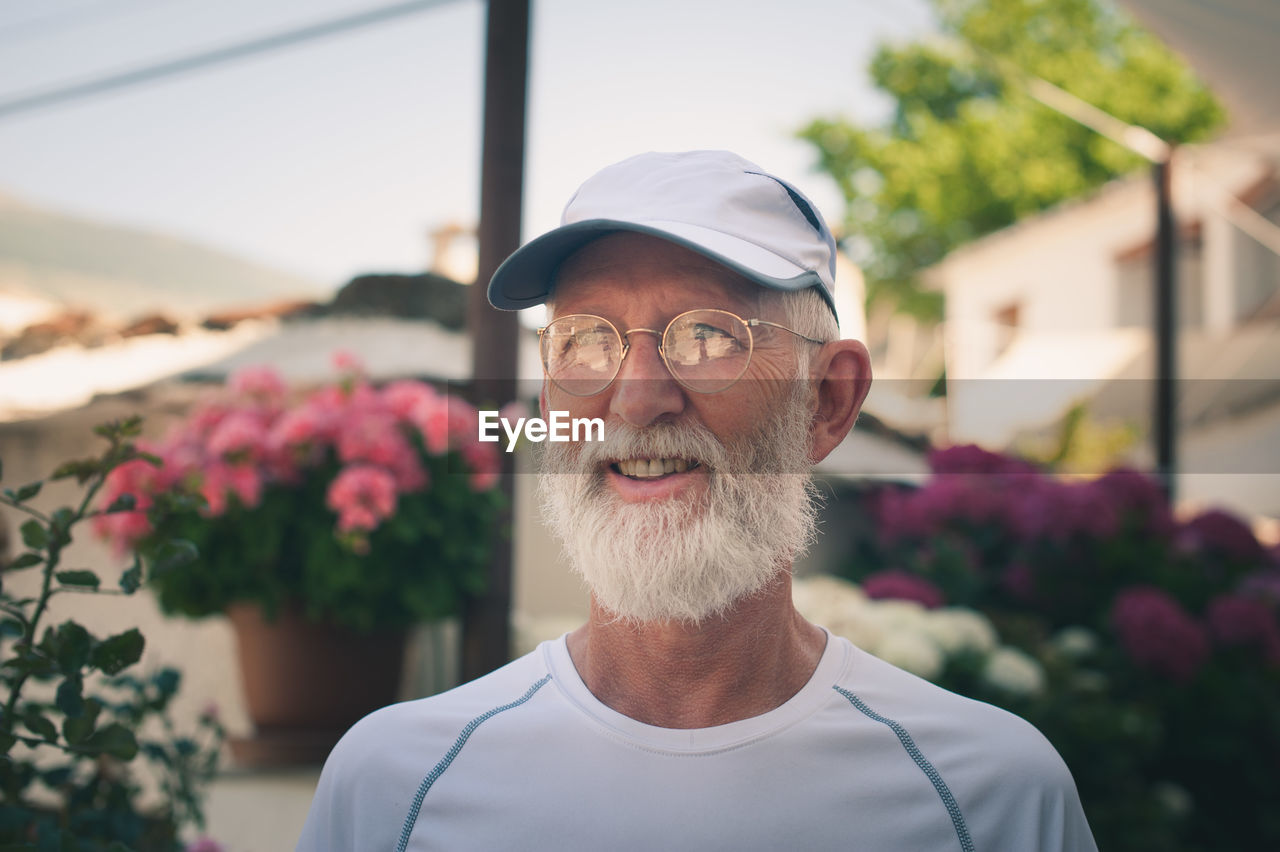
[0,0,466,121]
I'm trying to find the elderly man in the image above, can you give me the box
[298,151,1096,851]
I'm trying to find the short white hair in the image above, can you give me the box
[776,287,839,343]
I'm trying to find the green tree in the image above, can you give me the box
[800,0,1225,321]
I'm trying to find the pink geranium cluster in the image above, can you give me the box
[94,357,501,551]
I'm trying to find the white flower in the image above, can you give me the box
[1051,626,1100,659]
[982,647,1046,696]
[921,608,999,655]
[866,599,930,634]
[1152,782,1192,818]
[873,631,945,681]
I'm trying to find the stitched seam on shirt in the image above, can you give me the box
[395,674,552,852]
[833,685,976,852]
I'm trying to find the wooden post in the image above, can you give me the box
[1153,156,1177,502]
[462,0,529,681]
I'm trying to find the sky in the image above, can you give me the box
[0,0,936,292]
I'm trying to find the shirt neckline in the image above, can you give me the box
[540,628,853,754]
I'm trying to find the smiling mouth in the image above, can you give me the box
[610,458,702,479]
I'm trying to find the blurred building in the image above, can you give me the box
[927,135,1280,517]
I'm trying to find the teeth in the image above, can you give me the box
[615,458,695,479]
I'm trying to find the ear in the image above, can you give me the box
[807,339,872,464]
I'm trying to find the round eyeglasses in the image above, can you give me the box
[537,309,825,397]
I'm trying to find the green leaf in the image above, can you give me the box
[105,493,137,513]
[40,766,73,788]
[13,481,42,502]
[119,557,143,594]
[55,571,100,590]
[19,521,47,551]
[81,723,138,760]
[61,699,101,746]
[55,675,84,717]
[152,667,181,698]
[22,712,56,742]
[4,553,42,571]
[0,731,15,753]
[42,621,92,674]
[51,457,101,483]
[48,508,74,545]
[90,628,144,675]
[151,538,199,574]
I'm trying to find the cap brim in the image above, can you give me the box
[487,219,828,311]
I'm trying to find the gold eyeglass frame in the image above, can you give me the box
[537,308,826,397]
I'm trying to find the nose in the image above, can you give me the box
[609,329,686,427]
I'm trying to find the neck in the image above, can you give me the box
[565,572,827,729]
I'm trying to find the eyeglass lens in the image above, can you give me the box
[541,310,754,396]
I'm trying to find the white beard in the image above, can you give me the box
[537,385,819,625]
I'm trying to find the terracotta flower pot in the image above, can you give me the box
[225,601,406,767]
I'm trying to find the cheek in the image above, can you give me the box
[544,386,610,421]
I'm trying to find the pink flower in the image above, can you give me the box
[93,457,160,552]
[228,365,287,403]
[268,402,338,456]
[1207,594,1280,664]
[382,380,442,420]
[335,412,425,491]
[862,570,945,609]
[460,440,501,491]
[185,838,225,852]
[332,349,366,376]
[1112,586,1209,683]
[207,411,270,462]
[326,465,398,533]
[193,463,258,516]
[410,396,450,455]
[446,395,479,445]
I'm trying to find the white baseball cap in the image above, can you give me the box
[487,150,838,318]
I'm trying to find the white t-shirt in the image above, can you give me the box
[298,632,1096,851]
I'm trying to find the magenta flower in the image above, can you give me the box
[863,570,945,609]
[1178,509,1267,565]
[326,465,398,533]
[928,444,1039,476]
[1207,594,1280,664]
[1111,586,1209,683]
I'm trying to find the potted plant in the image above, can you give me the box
[94,356,504,764]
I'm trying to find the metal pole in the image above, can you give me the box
[462,0,529,681]
[1153,156,1177,502]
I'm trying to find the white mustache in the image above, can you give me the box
[555,420,731,475]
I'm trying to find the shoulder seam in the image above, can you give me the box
[833,685,975,852]
[396,674,552,852]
